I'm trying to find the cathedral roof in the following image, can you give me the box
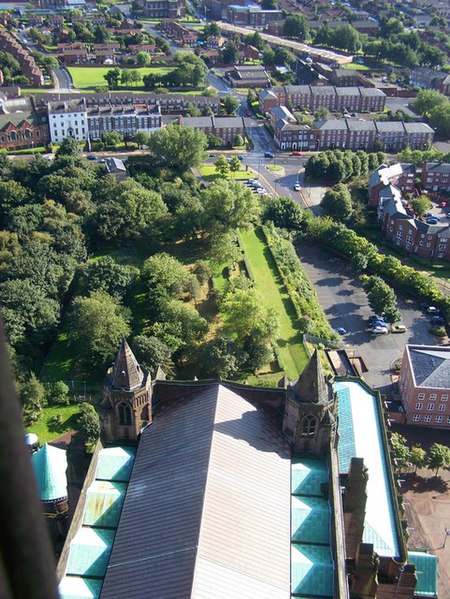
[32,443,67,501]
[110,339,144,391]
[290,350,331,405]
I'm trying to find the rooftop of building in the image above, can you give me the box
[32,443,67,502]
[334,379,402,558]
[406,345,450,389]
[424,162,450,174]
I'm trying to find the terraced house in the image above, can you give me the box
[56,343,434,599]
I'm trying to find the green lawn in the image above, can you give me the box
[199,164,252,182]
[240,228,308,379]
[346,62,371,71]
[68,66,175,91]
[25,404,81,444]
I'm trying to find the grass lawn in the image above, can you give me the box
[199,164,253,182]
[240,228,308,379]
[68,66,175,91]
[25,404,81,444]
[266,164,283,173]
[346,62,371,71]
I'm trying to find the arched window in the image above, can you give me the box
[9,131,16,141]
[24,129,31,139]
[302,415,317,437]
[118,403,132,426]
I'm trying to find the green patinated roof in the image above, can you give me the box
[83,481,127,528]
[291,544,334,597]
[95,446,136,482]
[408,551,438,597]
[292,458,328,497]
[31,443,67,501]
[59,576,103,599]
[66,527,115,578]
[292,496,330,545]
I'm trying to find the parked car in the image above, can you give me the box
[426,216,439,224]
[368,314,385,323]
[87,154,97,161]
[290,151,302,156]
[431,315,445,326]
[447,212,450,219]
[426,306,440,314]
[371,320,388,328]
[264,152,274,158]
[238,155,243,161]
[294,183,301,191]
[391,324,407,334]
[336,327,347,335]
[371,326,388,335]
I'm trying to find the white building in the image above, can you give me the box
[48,99,88,144]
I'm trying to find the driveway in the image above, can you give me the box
[297,245,440,392]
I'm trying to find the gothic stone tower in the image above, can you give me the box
[100,339,152,442]
[283,349,337,456]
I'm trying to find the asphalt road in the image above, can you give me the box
[297,245,440,392]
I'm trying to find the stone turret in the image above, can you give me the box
[100,339,152,442]
[283,349,337,455]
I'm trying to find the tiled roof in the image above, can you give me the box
[32,444,67,501]
[109,338,144,391]
[290,349,332,405]
[99,384,291,599]
[408,346,450,388]
[408,551,438,597]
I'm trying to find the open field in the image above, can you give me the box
[68,66,175,91]
[199,164,253,182]
[240,228,308,379]
[346,62,371,71]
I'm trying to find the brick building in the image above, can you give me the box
[398,345,450,429]
[180,114,245,146]
[270,105,316,150]
[224,4,283,26]
[421,162,450,193]
[159,19,197,45]
[0,28,44,87]
[368,163,416,207]
[134,0,185,18]
[227,65,271,88]
[409,67,450,96]
[259,85,386,114]
[0,96,49,150]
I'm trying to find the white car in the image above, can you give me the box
[371,326,388,335]
[294,183,301,191]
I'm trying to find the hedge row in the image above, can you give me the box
[304,217,450,318]
[261,223,337,340]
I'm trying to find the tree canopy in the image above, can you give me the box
[146,125,208,173]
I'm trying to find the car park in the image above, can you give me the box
[371,326,388,335]
[294,183,301,191]
[391,324,407,333]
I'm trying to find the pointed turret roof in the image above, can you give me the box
[32,444,67,501]
[110,338,144,391]
[290,349,331,405]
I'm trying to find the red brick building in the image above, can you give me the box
[398,345,450,429]
[421,162,450,193]
[0,28,43,87]
[0,97,49,150]
[159,20,197,46]
[368,163,416,207]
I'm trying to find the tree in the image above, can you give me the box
[102,131,123,147]
[47,380,70,406]
[186,103,201,117]
[207,133,223,148]
[200,180,261,233]
[146,124,208,172]
[413,89,447,115]
[75,402,100,444]
[19,372,46,416]
[361,275,401,323]
[214,155,230,177]
[120,68,133,86]
[245,31,264,51]
[427,443,450,476]
[410,195,432,217]
[263,195,304,230]
[328,24,361,52]
[221,42,240,65]
[80,256,138,300]
[429,102,450,138]
[133,131,149,149]
[321,184,353,221]
[132,334,174,374]
[233,134,244,147]
[229,156,241,173]
[390,432,411,471]
[224,95,239,115]
[283,14,309,40]
[104,68,121,90]
[129,70,142,86]
[56,136,81,157]
[195,335,242,378]
[315,106,330,120]
[204,22,221,37]
[208,231,241,266]
[410,446,427,473]
[136,50,151,67]
[141,252,191,301]
[70,291,131,368]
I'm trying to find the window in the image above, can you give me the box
[418,393,425,400]
[415,402,423,410]
[118,403,132,426]
[438,404,446,412]
[427,403,435,411]
[412,414,420,422]
[435,416,443,424]
[424,415,431,423]
[447,416,450,424]
[430,394,437,400]
[302,415,317,437]
[441,395,448,401]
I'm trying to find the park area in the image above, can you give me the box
[68,66,175,91]
[198,164,252,182]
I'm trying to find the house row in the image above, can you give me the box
[132,0,185,18]
[370,163,450,261]
[271,109,434,151]
[46,99,244,146]
[57,42,154,66]
[259,85,386,114]
[409,67,450,96]
[224,4,283,26]
[227,65,271,88]
[0,28,43,87]
[159,19,197,46]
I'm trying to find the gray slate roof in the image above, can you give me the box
[408,346,450,388]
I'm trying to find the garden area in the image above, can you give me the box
[68,66,175,91]
[199,163,252,182]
